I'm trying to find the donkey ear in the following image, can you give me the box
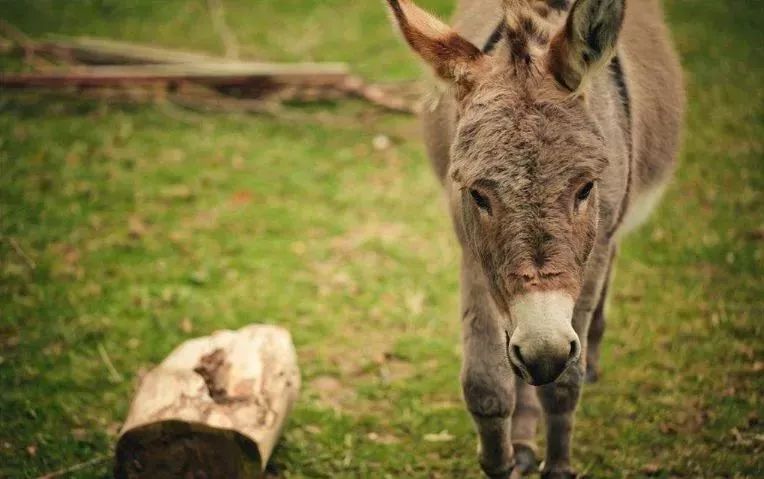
[386,0,486,85]
[548,0,625,92]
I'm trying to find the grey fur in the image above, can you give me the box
[387,0,684,476]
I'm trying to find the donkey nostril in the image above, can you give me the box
[513,345,526,366]
[568,340,580,361]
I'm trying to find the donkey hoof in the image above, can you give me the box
[513,444,538,474]
[540,470,578,479]
[480,460,515,479]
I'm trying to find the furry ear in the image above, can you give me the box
[548,0,625,92]
[386,0,487,86]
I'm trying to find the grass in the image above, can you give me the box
[0,0,761,477]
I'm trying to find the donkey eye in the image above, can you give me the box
[470,189,491,213]
[576,182,594,202]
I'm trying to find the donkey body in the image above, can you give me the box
[387,0,683,477]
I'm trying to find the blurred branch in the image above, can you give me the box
[33,35,225,65]
[0,26,419,114]
[98,343,124,384]
[0,19,55,70]
[7,237,36,270]
[0,61,350,88]
[207,0,240,60]
[36,456,109,479]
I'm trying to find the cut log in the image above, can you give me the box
[35,35,230,65]
[0,62,350,91]
[0,27,418,113]
[114,325,300,479]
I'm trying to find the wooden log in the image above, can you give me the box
[0,62,350,92]
[0,29,418,113]
[35,35,229,65]
[114,325,300,479]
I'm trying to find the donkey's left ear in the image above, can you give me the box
[386,0,487,86]
[548,0,625,92]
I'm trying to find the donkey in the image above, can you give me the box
[385,0,684,477]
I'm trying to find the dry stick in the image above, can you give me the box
[98,343,124,383]
[206,0,240,60]
[339,75,419,114]
[36,455,110,479]
[37,35,227,65]
[0,19,55,70]
[0,62,352,92]
[8,237,36,269]
[0,34,416,113]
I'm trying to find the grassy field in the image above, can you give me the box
[0,1,761,478]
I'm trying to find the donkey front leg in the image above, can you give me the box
[511,380,542,473]
[462,310,517,478]
[460,259,517,478]
[538,243,614,478]
[537,363,585,479]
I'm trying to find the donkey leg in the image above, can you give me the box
[462,305,518,478]
[460,259,517,478]
[585,247,616,383]
[537,364,585,479]
[511,381,541,473]
[539,243,614,477]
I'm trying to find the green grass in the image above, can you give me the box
[0,1,762,477]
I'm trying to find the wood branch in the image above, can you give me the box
[207,0,240,60]
[0,30,418,113]
[0,62,350,90]
[36,456,109,479]
[0,19,55,70]
[115,325,300,479]
[338,76,421,114]
[34,35,229,65]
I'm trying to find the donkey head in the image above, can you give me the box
[387,0,625,385]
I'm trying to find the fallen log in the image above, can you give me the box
[114,324,300,479]
[0,27,419,113]
[0,62,349,90]
[35,35,234,65]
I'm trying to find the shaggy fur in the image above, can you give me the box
[386,0,684,477]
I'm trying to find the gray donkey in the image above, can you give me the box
[385,0,684,477]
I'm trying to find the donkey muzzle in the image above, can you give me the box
[506,291,581,385]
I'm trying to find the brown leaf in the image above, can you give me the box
[309,375,343,394]
[180,317,193,334]
[231,154,245,170]
[746,227,764,240]
[367,432,400,444]
[659,422,677,435]
[230,190,253,206]
[405,291,425,316]
[748,412,760,428]
[160,184,193,201]
[641,463,662,475]
[128,215,148,239]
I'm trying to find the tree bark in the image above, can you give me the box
[114,325,300,479]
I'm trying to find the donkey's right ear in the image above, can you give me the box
[386,0,487,86]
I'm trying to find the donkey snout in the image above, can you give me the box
[506,291,581,385]
[508,333,580,385]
